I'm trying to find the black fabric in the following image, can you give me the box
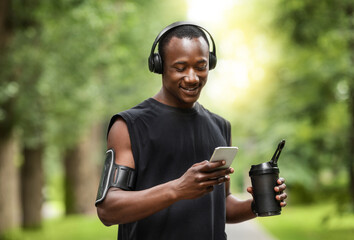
[111,163,136,190]
[107,98,231,240]
[95,149,136,206]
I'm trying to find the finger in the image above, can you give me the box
[201,160,226,172]
[274,183,286,192]
[193,160,209,167]
[276,192,288,201]
[227,167,234,175]
[217,175,230,184]
[277,177,285,184]
[202,176,228,187]
[280,201,287,207]
[246,187,253,195]
[207,168,232,179]
[214,167,234,176]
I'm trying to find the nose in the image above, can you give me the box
[184,69,199,84]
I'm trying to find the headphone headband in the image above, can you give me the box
[148,21,217,74]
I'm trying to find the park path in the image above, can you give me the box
[225,219,276,240]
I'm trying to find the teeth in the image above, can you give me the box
[183,86,198,91]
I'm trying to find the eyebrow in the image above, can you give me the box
[196,59,207,64]
[173,59,207,65]
[173,61,187,65]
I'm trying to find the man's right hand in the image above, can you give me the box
[100,118,234,225]
[172,160,234,200]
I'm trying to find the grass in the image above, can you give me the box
[1,215,117,240]
[258,203,354,240]
[2,203,354,240]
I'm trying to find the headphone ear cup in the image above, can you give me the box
[209,52,217,70]
[152,53,163,74]
[148,55,155,73]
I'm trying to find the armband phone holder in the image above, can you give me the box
[95,149,136,206]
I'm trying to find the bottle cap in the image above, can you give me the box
[249,162,279,176]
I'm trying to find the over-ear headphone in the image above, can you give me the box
[148,21,217,74]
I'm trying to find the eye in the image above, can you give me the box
[196,64,207,71]
[174,65,186,72]
[175,67,185,72]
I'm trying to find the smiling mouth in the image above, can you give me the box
[179,85,201,98]
[180,86,199,91]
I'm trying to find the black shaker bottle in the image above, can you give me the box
[249,140,285,217]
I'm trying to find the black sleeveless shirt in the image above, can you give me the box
[108,98,231,240]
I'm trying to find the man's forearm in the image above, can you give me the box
[225,195,256,224]
[97,180,179,226]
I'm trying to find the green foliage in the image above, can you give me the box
[3,204,353,240]
[259,203,354,240]
[1,0,187,149]
[276,0,352,46]
[211,0,354,206]
[0,0,187,231]
[266,0,353,200]
[38,0,187,148]
[1,215,117,240]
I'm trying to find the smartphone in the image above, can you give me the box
[209,146,238,170]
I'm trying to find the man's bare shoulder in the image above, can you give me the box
[107,117,134,168]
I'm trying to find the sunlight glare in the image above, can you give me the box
[187,0,236,24]
[187,0,254,108]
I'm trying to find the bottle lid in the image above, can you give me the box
[249,162,279,176]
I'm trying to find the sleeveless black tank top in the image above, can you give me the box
[108,98,231,240]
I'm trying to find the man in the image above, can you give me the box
[96,22,287,240]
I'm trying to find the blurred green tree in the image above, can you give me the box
[0,0,186,235]
[269,0,353,207]
[211,0,353,208]
[37,0,187,215]
[0,0,20,234]
[0,0,45,231]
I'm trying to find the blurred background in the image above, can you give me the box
[0,0,353,239]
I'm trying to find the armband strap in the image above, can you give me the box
[95,149,136,206]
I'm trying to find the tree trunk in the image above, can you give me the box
[349,85,354,210]
[64,123,102,215]
[21,145,44,228]
[346,3,354,210]
[0,0,10,49]
[0,133,20,236]
[348,73,354,210]
[0,0,21,235]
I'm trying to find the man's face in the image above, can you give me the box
[161,36,209,108]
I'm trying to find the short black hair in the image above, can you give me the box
[158,25,210,61]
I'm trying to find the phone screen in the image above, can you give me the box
[209,146,238,169]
